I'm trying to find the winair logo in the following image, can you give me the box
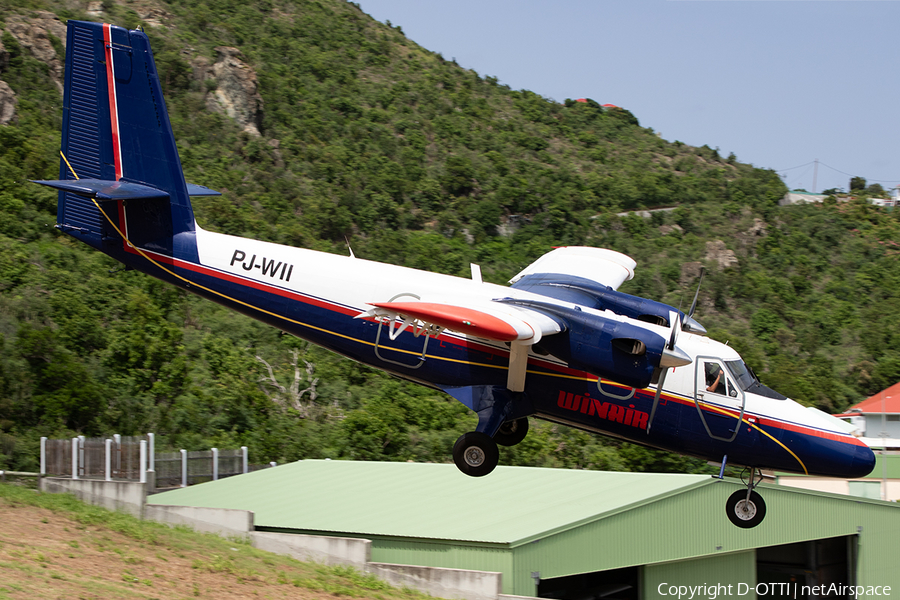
[557,391,649,430]
[231,250,294,282]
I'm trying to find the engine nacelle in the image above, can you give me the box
[525,303,667,390]
[512,273,676,327]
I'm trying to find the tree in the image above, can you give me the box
[850,176,866,192]
[865,183,886,197]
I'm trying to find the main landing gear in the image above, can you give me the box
[725,466,766,528]
[493,417,529,446]
[452,417,529,477]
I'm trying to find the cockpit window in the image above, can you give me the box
[726,360,755,390]
[725,359,787,400]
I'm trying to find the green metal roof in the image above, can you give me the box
[150,460,711,544]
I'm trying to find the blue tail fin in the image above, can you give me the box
[35,21,215,261]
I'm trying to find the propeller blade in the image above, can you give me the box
[647,368,669,434]
[667,311,680,350]
[687,267,705,321]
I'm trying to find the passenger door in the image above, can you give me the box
[694,358,745,442]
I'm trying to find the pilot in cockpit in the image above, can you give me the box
[705,363,726,395]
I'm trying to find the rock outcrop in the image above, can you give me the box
[202,47,264,136]
[5,12,67,91]
[0,81,16,125]
[1,34,16,124]
[704,240,739,270]
[659,223,683,236]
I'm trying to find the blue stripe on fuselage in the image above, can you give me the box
[104,244,875,479]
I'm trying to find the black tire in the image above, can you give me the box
[452,432,499,477]
[726,489,766,528]
[493,418,529,447]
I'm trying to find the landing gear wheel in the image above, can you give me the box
[453,432,499,477]
[493,418,529,447]
[726,489,766,528]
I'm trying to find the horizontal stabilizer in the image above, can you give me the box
[186,183,222,197]
[33,178,170,201]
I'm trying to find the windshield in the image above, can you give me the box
[726,359,787,400]
[726,360,755,390]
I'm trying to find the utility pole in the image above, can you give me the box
[812,158,818,193]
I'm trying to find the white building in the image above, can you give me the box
[777,383,900,501]
[779,190,826,206]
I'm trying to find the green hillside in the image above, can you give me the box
[1,0,898,474]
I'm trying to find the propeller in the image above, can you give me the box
[682,267,706,335]
[647,312,683,433]
[648,268,705,433]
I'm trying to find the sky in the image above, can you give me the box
[357,0,900,195]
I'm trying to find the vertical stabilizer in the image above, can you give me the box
[53,21,197,260]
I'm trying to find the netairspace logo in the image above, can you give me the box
[657,583,892,599]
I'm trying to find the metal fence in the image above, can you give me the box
[154,448,252,489]
[43,435,147,479]
[39,433,264,488]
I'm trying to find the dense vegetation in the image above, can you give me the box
[1,0,899,474]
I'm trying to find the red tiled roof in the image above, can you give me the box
[834,381,900,416]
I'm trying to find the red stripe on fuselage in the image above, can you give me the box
[102,24,122,181]
[121,249,867,451]
[652,389,867,447]
[124,246,568,365]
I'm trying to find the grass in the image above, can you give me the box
[0,482,435,600]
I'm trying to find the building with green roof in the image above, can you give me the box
[778,453,900,500]
[151,460,900,599]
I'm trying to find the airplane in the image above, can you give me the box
[33,21,875,529]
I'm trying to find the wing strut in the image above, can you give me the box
[507,342,528,392]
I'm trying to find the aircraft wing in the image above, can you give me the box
[358,300,565,344]
[356,299,565,392]
[509,246,636,291]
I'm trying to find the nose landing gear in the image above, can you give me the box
[726,467,766,528]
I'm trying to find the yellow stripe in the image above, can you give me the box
[60,151,78,180]
[59,152,534,375]
[58,151,810,476]
[697,400,808,474]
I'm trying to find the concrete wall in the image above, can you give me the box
[368,562,502,600]
[144,504,254,537]
[39,477,145,517]
[251,531,371,567]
